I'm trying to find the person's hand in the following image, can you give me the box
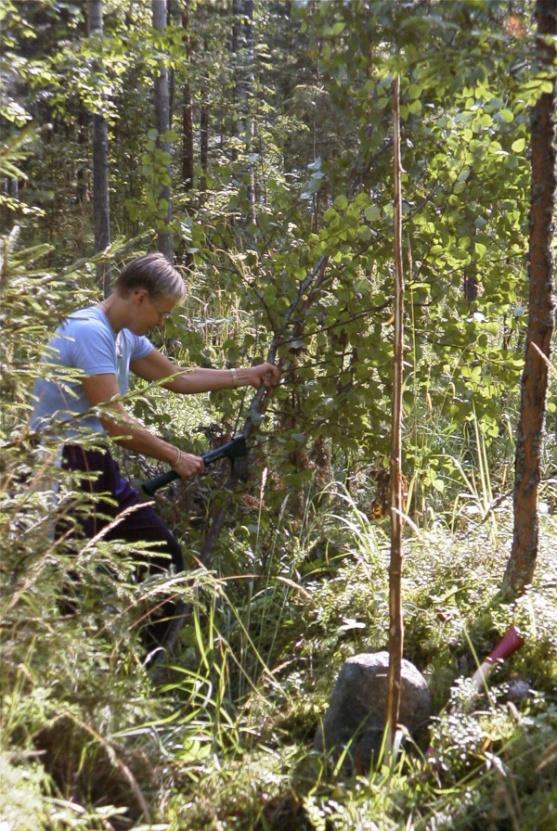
[171,450,205,479]
[246,362,281,389]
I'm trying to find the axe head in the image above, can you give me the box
[226,435,249,482]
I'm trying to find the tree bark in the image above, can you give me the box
[87,0,111,297]
[386,75,404,749]
[152,0,173,261]
[200,103,209,190]
[76,106,89,205]
[232,0,256,223]
[503,0,556,597]
[463,268,478,302]
[181,5,194,191]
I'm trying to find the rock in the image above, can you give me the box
[507,677,532,702]
[314,651,432,772]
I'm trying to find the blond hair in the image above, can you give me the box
[116,253,187,301]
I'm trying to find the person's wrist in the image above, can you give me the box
[167,446,181,468]
[230,368,247,387]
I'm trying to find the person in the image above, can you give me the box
[30,252,280,645]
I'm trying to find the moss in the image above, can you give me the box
[0,753,51,831]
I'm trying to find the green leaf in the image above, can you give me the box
[511,137,526,153]
[364,205,380,222]
[326,21,345,36]
[407,83,422,100]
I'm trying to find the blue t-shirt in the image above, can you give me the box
[31,306,154,437]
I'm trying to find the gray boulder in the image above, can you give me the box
[315,652,432,772]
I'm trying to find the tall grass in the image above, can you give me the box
[3,215,557,829]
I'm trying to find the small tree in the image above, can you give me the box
[503,0,556,597]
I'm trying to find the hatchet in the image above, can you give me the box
[139,434,248,497]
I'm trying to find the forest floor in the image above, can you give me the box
[3,480,557,831]
[159,504,557,831]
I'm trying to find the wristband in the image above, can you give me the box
[230,368,240,387]
[173,448,182,468]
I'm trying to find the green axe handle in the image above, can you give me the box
[140,435,247,497]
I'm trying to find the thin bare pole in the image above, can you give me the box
[386,74,404,750]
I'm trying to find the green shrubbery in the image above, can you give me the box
[2,61,557,823]
[3,236,557,829]
[0,239,172,825]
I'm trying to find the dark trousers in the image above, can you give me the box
[61,445,184,645]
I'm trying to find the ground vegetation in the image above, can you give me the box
[1,0,557,828]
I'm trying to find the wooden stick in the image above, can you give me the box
[386,75,405,750]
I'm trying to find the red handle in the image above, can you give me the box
[486,625,524,664]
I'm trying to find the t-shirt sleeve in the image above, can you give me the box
[131,334,155,361]
[65,319,116,376]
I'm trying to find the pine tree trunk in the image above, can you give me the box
[76,106,89,205]
[232,0,256,223]
[179,3,194,267]
[503,0,556,597]
[181,6,194,191]
[87,0,111,297]
[152,0,173,261]
[200,104,209,190]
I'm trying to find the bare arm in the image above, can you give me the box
[81,373,204,479]
[131,350,280,393]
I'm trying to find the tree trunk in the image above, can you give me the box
[232,0,256,223]
[152,0,173,261]
[87,0,111,297]
[76,106,89,205]
[503,0,556,597]
[181,6,194,191]
[386,75,404,750]
[200,104,209,190]
[179,3,194,268]
[463,268,478,302]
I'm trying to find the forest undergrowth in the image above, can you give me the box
[2,0,557,826]
[3,390,557,830]
[1,238,557,831]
